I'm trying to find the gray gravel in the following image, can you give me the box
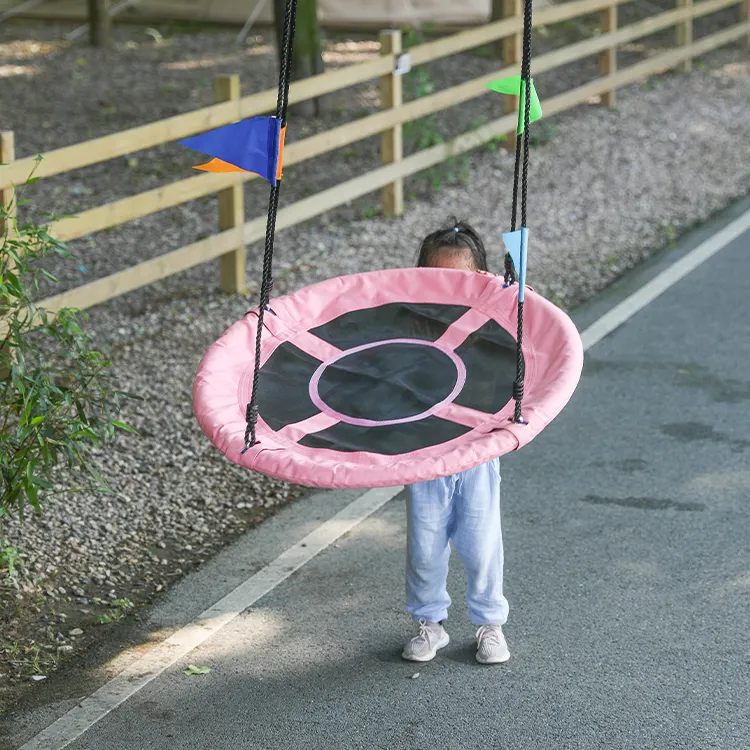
[1,18,749,705]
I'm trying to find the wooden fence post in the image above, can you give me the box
[87,0,111,47]
[379,29,404,218]
[492,0,522,146]
[1,131,15,239]
[676,0,693,72]
[1,132,16,378]
[599,5,618,106]
[214,75,247,294]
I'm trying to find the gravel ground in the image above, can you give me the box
[1,16,749,713]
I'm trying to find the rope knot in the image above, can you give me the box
[243,403,261,451]
[246,403,259,425]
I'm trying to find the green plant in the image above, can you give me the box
[442,155,471,186]
[184,664,211,675]
[144,27,164,44]
[486,133,508,153]
[529,122,557,147]
[0,168,139,545]
[1,543,18,580]
[402,27,441,150]
[664,223,679,247]
[359,205,382,220]
[95,597,135,624]
[403,25,436,50]
[404,68,441,152]
[403,59,465,196]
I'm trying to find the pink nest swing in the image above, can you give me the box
[184,0,583,489]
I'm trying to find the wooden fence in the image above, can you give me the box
[1,0,748,314]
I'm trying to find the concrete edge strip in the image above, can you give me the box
[20,486,403,750]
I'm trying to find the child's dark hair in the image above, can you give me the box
[416,216,489,272]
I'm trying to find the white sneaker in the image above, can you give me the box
[475,624,510,664]
[402,618,450,662]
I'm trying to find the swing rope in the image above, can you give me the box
[244,0,298,451]
[243,0,534,446]
[508,0,534,424]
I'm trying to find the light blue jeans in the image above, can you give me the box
[406,459,508,626]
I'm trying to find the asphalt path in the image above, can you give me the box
[8,200,750,749]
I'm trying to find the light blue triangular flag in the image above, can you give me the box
[502,229,523,276]
[502,227,529,302]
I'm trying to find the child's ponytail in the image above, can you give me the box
[416,216,489,272]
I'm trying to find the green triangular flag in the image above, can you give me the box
[485,75,542,135]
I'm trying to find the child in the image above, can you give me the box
[402,218,510,665]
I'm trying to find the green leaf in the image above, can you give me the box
[40,269,59,283]
[87,465,111,493]
[1,546,19,577]
[21,399,35,427]
[112,420,136,433]
[25,480,40,512]
[183,665,212,676]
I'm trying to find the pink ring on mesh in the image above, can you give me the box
[308,338,467,428]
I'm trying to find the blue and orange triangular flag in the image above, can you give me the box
[179,116,286,186]
[485,75,542,135]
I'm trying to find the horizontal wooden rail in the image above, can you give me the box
[38,20,747,316]
[0,0,665,189]
[0,57,394,188]
[51,172,243,242]
[48,0,741,243]
[408,0,634,67]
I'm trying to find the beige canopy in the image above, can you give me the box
[1,0,493,28]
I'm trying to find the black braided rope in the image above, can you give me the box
[505,134,522,285]
[513,0,534,424]
[520,0,533,230]
[244,0,298,450]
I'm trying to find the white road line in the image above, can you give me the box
[580,208,750,351]
[20,486,403,750]
[21,206,750,750]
